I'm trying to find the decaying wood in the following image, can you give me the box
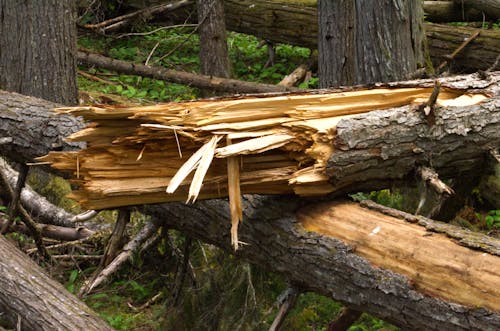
[278,63,309,88]
[77,50,300,94]
[1,87,500,330]
[424,1,485,22]
[0,163,50,260]
[0,159,98,235]
[0,234,114,331]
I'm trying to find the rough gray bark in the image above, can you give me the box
[318,0,425,87]
[197,0,231,78]
[0,234,114,331]
[0,91,84,165]
[325,74,500,195]
[0,0,78,105]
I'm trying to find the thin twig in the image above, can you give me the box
[437,30,480,73]
[83,0,193,33]
[118,23,198,39]
[269,287,300,331]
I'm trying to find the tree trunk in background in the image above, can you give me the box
[197,0,231,79]
[0,0,78,105]
[318,0,425,88]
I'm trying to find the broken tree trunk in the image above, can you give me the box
[0,234,114,330]
[1,80,499,329]
[122,0,500,72]
[37,72,499,210]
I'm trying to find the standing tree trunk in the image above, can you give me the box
[318,0,425,88]
[196,0,231,79]
[0,0,78,105]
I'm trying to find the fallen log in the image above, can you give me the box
[453,0,500,19]
[145,197,500,330]
[77,50,300,94]
[121,0,500,72]
[0,213,94,241]
[0,234,114,330]
[424,1,485,22]
[1,85,500,329]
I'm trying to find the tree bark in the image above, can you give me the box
[318,0,425,87]
[1,86,500,330]
[0,0,78,105]
[197,0,231,78]
[77,50,300,94]
[0,234,114,330]
[0,91,84,165]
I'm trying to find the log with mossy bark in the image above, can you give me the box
[1,80,500,329]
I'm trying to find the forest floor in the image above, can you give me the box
[3,18,499,330]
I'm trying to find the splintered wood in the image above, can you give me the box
[40,86,479,249]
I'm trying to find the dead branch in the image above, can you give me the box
[0,164,50,261]
[437,29,481,73]
[82,0,194,33]
[101,209,130,266]
[0,214,94,242]
[77,50,300,94]
[81,217,160,294]
[269,287,300,331]
[278,63,310,88]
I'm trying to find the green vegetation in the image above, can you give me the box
[77,28,315,104]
